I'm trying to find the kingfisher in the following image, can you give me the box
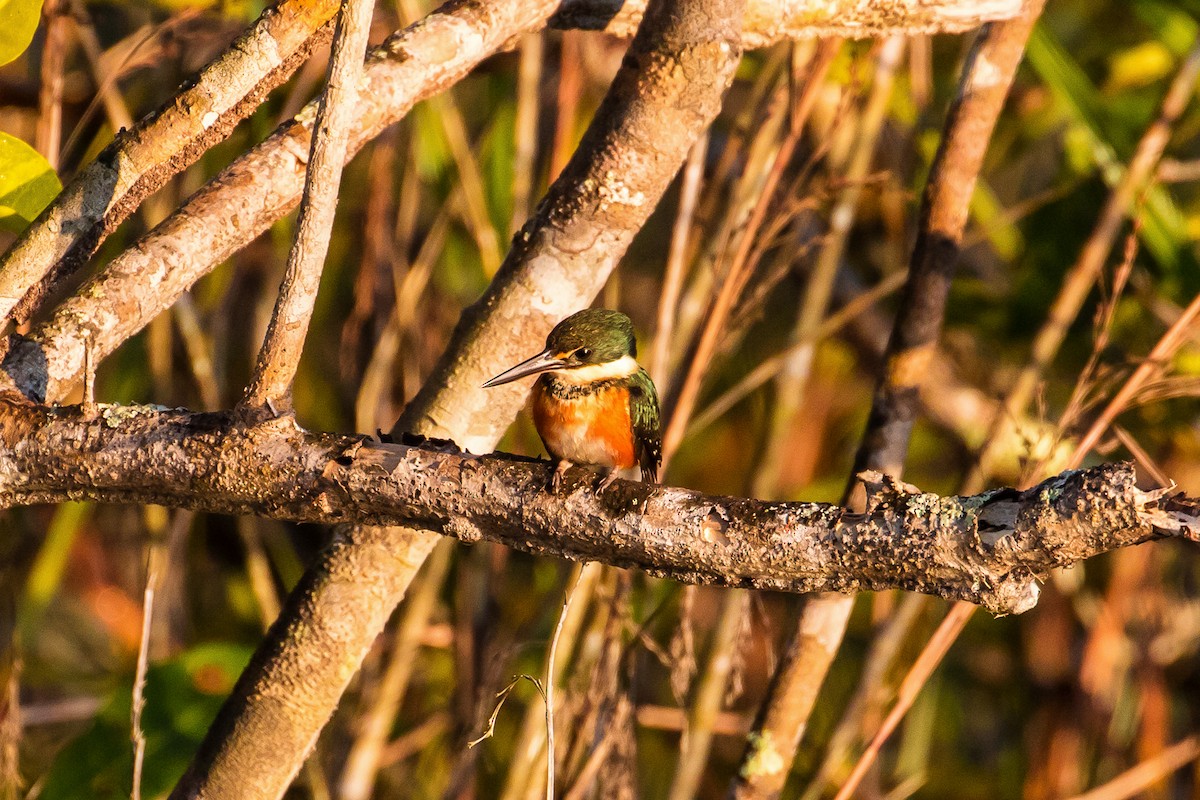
[482,309,661,493]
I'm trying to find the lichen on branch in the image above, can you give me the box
[0,398,1193,615]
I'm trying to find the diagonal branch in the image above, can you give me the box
[1,0,561,404]
[0,0,341,327]
[554,0,1024,46]
[242,0,376,411]
[0,399,1194,616]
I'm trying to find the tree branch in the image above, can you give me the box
[1,0,561,403]
[553,0,1024,46]
[0,0,340,327]
[242,0,376,411]
[0,399,1194,616]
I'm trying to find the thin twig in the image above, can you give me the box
[35,0,68,171]
[1068,291,1200,468]
[1,658,21,800]
[688,269,907,437]
[830,601,974,800]
[543,568,584,799]
[652,133,709,385]
[510,33,544,236]
[131,539,165,800]
[1052,223,1140,452]
[1063,735,1200,800]
[242,0,377,411]
[468,675,546,748]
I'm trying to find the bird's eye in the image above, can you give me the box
[576,347,592,360]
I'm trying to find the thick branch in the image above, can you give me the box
[0,0,340,326]
[0,400,1194,616]
[554,0,1024,46]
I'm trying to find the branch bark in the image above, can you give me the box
[242,0,375,410]
[553,0,1024,46]
[0,401,1194,616]
[1,0,560,404]
[0,0,340,327]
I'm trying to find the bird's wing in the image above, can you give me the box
[630,369,662,483]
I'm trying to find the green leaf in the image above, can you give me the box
[0,0,43,66]
[0,131,60,234]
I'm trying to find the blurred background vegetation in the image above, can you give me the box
[1,0,1200,797]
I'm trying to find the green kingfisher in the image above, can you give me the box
[483,309,661,492]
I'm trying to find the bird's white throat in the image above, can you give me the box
[554,354,640,384]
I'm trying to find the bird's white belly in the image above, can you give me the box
[540,415,621,466]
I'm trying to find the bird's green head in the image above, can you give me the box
[545,309,636,365]
[482,309,639,388]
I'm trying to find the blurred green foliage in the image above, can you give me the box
[37,644,251,800]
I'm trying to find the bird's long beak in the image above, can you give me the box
[482,349,568,388]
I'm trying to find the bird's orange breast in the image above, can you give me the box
[532,382,636,469]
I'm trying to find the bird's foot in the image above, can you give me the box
[596,469,620,494]
[550,459,572,493]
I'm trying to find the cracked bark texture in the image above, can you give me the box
[0,400,1194,616]
[0,0,340,327]
[157,0,746,795]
